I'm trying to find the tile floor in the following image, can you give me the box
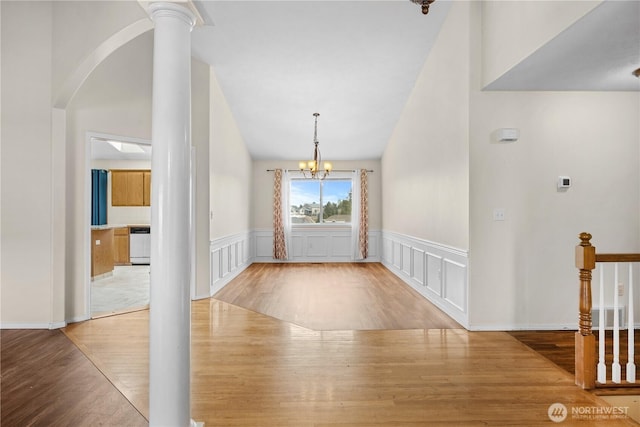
[91,265,150,317]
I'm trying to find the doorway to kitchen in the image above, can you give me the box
[87,132,152,318]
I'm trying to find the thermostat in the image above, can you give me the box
[558,176,571,189]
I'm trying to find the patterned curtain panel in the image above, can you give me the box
[273,169,288,260]
[359,169,369,259]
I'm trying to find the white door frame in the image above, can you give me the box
[84,131,152,318]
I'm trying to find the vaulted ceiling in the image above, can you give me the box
[189,0,639,162]
[485,0,640,91]
[191,0,452,161]
[96,1,640,162]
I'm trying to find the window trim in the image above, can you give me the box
[289,176,353,227]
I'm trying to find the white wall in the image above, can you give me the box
[2,0,251,324]
[51,0,147,104]
[192,58,212,299]
[380,1,471,327]
[67,34,227,317]
[66,30,154,321]
[1,2,57,327]
[206,70,254,295]
[469,0,640,330]
[481,0,602,87]
[381,0,470,251]
[379,0,640,330]
[468,90,640,329]
[1,1,152,327]
[209,71,253,240]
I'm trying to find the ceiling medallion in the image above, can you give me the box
[411,0,436,15]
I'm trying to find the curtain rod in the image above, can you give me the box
[266,169,374,173]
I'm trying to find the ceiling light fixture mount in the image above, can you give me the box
[299,113,332,180]
[633,68,640,78]
[411,0,436,15]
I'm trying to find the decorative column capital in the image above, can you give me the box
[147,2,197,29]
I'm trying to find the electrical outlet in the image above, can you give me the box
[618,283,624,297]
[493,208,506,221]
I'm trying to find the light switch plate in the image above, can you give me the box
[493,209,505,221]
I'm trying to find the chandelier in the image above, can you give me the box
[411,0,435,15]
[299,113,332,179]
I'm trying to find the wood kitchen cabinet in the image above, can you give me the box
[91,228,114,278]
[143,171,151,206]
[111,170,151,206]
[113,227,130,265]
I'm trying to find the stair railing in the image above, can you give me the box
[575,232,640,389]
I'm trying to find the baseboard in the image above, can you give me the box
[468,323,578,332]
[1,321,67,330]
[50,320,67,329]
[67,314,91,324]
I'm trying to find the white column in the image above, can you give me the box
[147,3,196,426]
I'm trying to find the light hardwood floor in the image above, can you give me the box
[3,263,637,425]
[56,263,638,426]
[214,263,460,330]
[61,299,638,426]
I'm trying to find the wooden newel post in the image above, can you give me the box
[575,232,596,389]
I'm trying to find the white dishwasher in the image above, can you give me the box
[129,226,151,265]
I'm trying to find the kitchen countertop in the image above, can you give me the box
[91,224,150,230]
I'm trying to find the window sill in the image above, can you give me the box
[292,224,352,230]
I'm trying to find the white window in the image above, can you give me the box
[289,179,352,224]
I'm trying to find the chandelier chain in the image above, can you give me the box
[300,112,332,179]
[313,112,319,145]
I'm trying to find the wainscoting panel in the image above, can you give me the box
[209,231,252,296]
[286,235,299,257]
[382,237,392,264]
[332,235,352,257]
[411,248,425,286]
[307,235,329,257]
[401,244,411,276]
[221,246,230,277]
[255,234,272,259]
[253,229,381,263]
[381,231,468,328]
[444,259,466,312]
[211,249,221,287]
[368,234,379,258]
[426,252,443,297]
[229,243,238,272]
[392,241,402,270]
